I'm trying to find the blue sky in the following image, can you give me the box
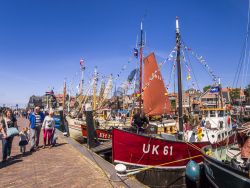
[0,0,248,107]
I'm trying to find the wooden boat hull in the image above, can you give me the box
[66,116,112,142]
[81,125,112,141]
[113,128,208,168]
[202,147,250,188]
[112,128,236,168]
[68,123,85,143]
[112,128,236,187]
[66,116,86,142]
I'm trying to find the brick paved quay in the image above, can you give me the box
[0,117,140,188]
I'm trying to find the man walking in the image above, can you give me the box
[29,106,45,152]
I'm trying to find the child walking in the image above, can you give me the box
[19,127,29,154]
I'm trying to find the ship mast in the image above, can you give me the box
[63,80,66,106]
[176,17,184,140]
[139,21,144,113]
[93,67,97,111]
[68,81,72,112]
[80,57,85,95]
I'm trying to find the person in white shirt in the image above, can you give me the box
[42,110,55,148]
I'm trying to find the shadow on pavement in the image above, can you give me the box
[53,142,68,147]
[0,159,23,169]
[11,152,32,160]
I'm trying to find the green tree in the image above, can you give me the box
[203,85,211,93]
[171,100,176,109]
[244,84,250,104]
[230,88,240,104]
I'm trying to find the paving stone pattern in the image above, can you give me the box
[0,118,112,188]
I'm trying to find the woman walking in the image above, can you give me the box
[0,110,18,162]
[42,110,55,148]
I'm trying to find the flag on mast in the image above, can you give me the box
[80,57,85,70]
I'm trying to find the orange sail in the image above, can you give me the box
[143,53,171,115]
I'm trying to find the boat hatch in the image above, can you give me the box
[210,110,216,117]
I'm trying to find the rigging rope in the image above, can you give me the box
[242,0,250,88]
[184,49,202,92]
[233,0,250,88]
[118,154,203,177]
[182,44,219,84]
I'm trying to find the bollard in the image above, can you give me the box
[85,103,98,148]
[59,110,65,132]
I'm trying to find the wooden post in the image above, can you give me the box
[85,103,98,148]
[59,110,65,132]
[176,17,183,140]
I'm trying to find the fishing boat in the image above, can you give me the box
[66,114,85,142]
[202,123,250,188]
[112,17,236,187]
[66,64,129,142]
[66,59,88,142]
[66,115,113,141]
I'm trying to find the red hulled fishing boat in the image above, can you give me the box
[112,18,236,187]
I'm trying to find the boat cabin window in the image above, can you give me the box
[210,110,216,117]
[245,106,250,112]
[222,133,224,138]
[218,110,225,117]
[218,134,221,140]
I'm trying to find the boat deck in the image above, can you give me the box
[90,140,112,154]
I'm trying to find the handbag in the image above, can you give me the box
[5,119,19,137]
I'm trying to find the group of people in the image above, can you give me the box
[0,106,57,162]
[131,111,149,133]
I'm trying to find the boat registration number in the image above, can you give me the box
[142,144,173,155]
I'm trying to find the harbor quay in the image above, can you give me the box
[1,1,250,188]
[0,117,142,188]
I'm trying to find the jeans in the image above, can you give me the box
[30,126,41,150]
[2,136,14,161]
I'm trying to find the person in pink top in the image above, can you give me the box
[42,110,55,148]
